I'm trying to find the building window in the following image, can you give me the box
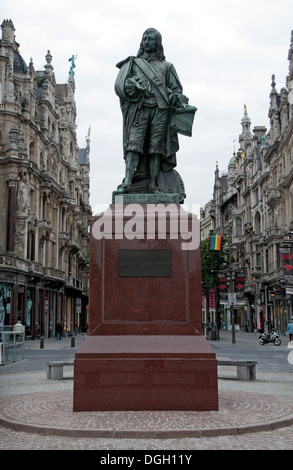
[29,141,36,164]
[255,188,259,204]
[236,217,242,236]
[27,231,35,261]
[255,212,261,234]
[265,249,269,273]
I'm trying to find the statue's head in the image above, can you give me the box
[137,28,165,60]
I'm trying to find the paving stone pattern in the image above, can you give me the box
[1,332,293,450]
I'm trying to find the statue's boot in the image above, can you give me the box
[113,183,131,194]
[149,183,161,194]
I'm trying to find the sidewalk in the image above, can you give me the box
[0,331,293,448]
[23,331,86,350]
[22,328,292,350]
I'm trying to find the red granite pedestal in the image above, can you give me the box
[73,203,218,411]
[73,335,218,411]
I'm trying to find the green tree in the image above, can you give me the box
[201,231,229,285]
[201,231,230,339]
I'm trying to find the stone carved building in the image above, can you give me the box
[201,31,293,334]
[0,20,91,337]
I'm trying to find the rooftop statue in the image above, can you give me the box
[68,54,77,88]
[113,28,196,202]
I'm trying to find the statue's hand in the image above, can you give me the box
[134,78,147,92]
[169,92,181,108]
[169,92,189,109]
[125,78,146,97]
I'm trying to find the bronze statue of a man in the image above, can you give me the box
[114,28,195,195]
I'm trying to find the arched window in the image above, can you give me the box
[255,212,261,234]
[29,141,37,164]
[29,189,36,215]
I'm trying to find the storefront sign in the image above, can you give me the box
[279,246,293,294]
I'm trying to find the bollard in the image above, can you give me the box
[211,330,217,341]
[40,337,44,349]
[71,337,75,348]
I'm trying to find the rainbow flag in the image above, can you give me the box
[210,234,221,250]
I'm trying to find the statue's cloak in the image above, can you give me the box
[114,56,183,172]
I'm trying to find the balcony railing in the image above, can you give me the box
[67,276,83,290]
[43,267,65,281]
[251,266,261,277]
[266,189,281,207]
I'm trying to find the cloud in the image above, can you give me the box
[2,0,293,214]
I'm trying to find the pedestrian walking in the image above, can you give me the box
[253,321,257,335]
[288,316,293,342]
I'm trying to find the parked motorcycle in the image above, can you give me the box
[259,329,281,346]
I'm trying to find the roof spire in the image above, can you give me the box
[241,104,251,132]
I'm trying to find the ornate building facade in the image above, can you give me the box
[0,20,91,337]
[201,31,293,335]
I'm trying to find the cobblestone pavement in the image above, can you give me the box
[1,333,293,450]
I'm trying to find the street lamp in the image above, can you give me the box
[218,266,236,343]
[224,269,236,344]
[202,274,217,340]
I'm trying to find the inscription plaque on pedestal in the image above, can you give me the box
[118,249,172,277]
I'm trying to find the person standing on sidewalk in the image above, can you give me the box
[13,320,25,333]
[56,322,62,340]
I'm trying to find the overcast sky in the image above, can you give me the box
[2,0,293,215]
